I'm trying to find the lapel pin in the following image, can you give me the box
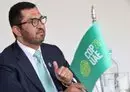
[48,62,52,67]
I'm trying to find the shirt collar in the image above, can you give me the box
[17,40,41,56]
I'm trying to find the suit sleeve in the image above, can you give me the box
[0,65,25,92]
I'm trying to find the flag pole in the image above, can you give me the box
[91,5,96,23]
[91,5,104,92]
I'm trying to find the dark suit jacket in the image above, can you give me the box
[0,42,71,92]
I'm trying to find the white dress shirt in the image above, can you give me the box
[17,40,58,92]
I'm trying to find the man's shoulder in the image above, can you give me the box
[0,42,17,66]
[40,43,63,55]
[41,43,60,50]
[41,43,56,47]
[1,42,16,55]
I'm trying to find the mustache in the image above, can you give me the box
[36,28,45,34]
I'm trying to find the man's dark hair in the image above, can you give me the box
[9,2,36,27]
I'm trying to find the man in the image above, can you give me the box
[0,2,86,92]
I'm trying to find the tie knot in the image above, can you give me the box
[33,50,42,62]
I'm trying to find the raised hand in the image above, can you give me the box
[53,61,73,85]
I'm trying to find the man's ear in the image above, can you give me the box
[12,26,22,37]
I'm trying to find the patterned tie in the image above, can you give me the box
[33,50,57,92]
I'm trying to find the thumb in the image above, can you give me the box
[53,61,59,73]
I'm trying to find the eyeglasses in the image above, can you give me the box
[17,16,47,27]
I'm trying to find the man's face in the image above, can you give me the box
[19,7,46,46]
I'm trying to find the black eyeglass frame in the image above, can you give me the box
[16,15,47,27]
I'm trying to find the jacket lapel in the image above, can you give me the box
[13,42,45,92]
[40,44,55,77]
[40,44,64,91]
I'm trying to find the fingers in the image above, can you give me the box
[53,62,87,92]
[58,67,73,83]
[74,83,86,91]
[58,66,66,75]
[53,61,59,73]
[58,66,73,81]
[53,61,70,77]
[53,61,73,85]
[58,66,69,77]
[65,83,87,92]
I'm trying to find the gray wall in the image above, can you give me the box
[0,0,130,74]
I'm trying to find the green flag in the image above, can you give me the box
[70,22,112,92]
